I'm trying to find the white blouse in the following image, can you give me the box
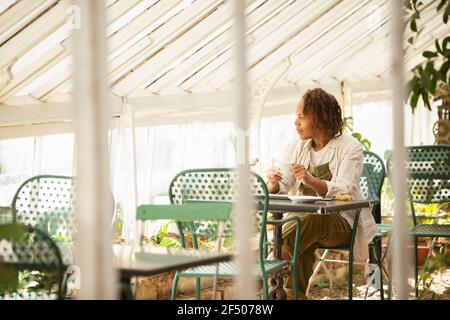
[278,131,377,263]
[309,143,332,167]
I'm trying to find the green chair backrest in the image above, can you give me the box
[166,168,269,248]
[387,145,450,204]
[12,174,115,237]
[387,145,450,224]
[361,150,386,205]
[0,223,64,299]
[11,175,76,244]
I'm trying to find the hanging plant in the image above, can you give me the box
[404,0,450,112]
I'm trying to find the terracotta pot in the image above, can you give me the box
[404,241,431,266]
[416,242,430,266]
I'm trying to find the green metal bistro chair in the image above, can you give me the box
[140,168,301,300]
[307,150,386,300]
[11,175,76,267]
[362,151,389,300]
[11,175,75,297]
[0,223,64,300]
[136,202,232,299]
[387,145,450,298]
[12,175,77,244]
[11,175,115,297]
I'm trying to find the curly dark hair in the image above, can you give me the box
[302,88,343,139]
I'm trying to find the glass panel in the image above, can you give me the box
[40,133,75,175]
[0,137,34,212]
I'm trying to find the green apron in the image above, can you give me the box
[282,162,333,235]
[298,162,332,196]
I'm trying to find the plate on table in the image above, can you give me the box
[269,194,291,201]
[287,195,326,203]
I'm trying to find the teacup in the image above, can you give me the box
[278,162,293,178]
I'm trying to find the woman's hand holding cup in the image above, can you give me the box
[267,167,283,183]
[266,160,292,193]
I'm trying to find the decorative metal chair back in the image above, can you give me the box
[168,168,269,248]
[360,151,386,207]
[12,175,76,245]
[0,223,64,299]
[387,145,450,224]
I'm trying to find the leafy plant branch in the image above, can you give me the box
[404,0,450,112]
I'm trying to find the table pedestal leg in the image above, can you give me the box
[268,212,288,300]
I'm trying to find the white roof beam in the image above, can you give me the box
[18,0,172,101]
[143,30,233,94]
[106,0,159,36]
[49,0,185,96]
[378,24,450,77]
[0,0,57,46]
[0,0,69,70]
[285,0,391,82]
[316,0,437,83]
[0,79,391,129]
[0,0,144,101]
[0,0,19,15]
[204,0,338,89]
[144,0,293,94]
[112,0,267,96]
[206,0,370,89]
[321,1,439,82]
[41,0,191,100]
[0,44,66,100]
[358,15,448,79]
[0,93,122,127]
[299,26,394,82]
[328,32,391,82]
[178,0,313,91]
[32,0,218,100]
[111,0,233,95]
[0,121,76,140]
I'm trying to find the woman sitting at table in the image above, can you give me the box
[266,88,376,300]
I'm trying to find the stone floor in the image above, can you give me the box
[135,267,450,300]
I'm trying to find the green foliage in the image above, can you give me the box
[336,281,348,290]
[0,266,18,292]
[223,237,237,249]
[414,203,450,225]
[113,203,123,240]
[417,243,450,299]
[18,270,54,292]
[150,220,236,251]
[0,270,56,296]
[53,234,71,243]
[343,117,372,150]
[150,220,181,248]
[404,0,450,112]
[313,282,330,289]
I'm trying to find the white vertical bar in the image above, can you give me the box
[391,0,411,300]
[233,0,255,300]
[72,0,117,299]
[72,139,77,177]
[32,136,42,175]
[125,102,139,245]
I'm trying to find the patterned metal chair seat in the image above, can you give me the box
[179,260,291,277]
[411,224,450,238]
